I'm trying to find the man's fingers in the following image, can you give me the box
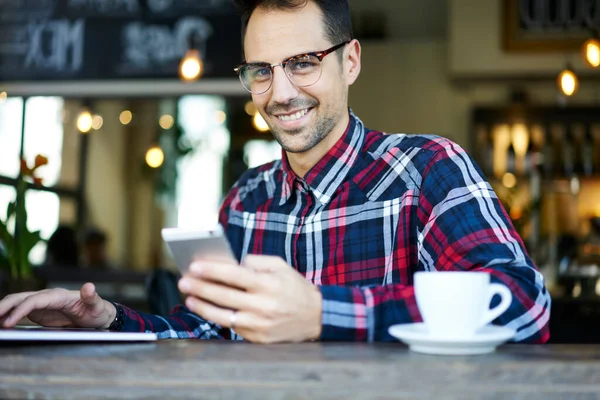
[188,261,265,291]
[2,290,68,327]
[0,292,35,319]
[242,254,286,272]
[185,296,248,331]
[79,283,99,306]
[178,277,257,311]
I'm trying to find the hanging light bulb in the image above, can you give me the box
[582,37,600,68]
[76,109,93,133]
[179,34,204,82]
[179,50,203,82]
[145,145,164,168]
[253,111,270,132]
[557,65,579,97]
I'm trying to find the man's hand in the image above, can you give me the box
[0,283,116,330]
[178,255,322,343]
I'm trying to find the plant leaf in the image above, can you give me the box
[6,201,15,219]
[0,220,14,255]
[22,230,42,255]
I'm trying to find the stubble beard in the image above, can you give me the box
[270,110,338,154]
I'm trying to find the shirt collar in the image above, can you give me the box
[279,109,366,206]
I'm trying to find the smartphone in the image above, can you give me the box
[161,225,237,274]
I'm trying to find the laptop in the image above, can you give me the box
[0,326,157,342]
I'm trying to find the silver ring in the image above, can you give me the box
[230,310,237,330]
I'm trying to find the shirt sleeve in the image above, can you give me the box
[120,304,229,340]
[319,141,551,343]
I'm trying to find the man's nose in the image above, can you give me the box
[270,66,299,104]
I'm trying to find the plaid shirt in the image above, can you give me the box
[120,110,551,343]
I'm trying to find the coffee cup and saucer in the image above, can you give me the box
[388,271,516,355]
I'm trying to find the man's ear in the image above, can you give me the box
[345,39,361,86]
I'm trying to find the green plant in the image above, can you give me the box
[0,155,47,280]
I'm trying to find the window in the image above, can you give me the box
[0,96,68,265]
[0,98,24,179]
[244,140,281,168]
[176,96,230,230]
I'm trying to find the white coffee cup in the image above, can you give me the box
[414,271,512,338]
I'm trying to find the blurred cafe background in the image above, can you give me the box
[1,0,600,342]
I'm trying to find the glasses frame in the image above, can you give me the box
[233,41,351,95]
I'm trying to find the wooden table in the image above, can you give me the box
[0,341,599,399]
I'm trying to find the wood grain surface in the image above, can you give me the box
[0,341,599,399]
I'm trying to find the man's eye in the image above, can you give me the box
[289,58,318,73]
[248,66,271,81]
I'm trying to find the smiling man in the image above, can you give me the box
[0,0,550,344]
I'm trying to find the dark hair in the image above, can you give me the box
[46,225,79,266]
[234,0,353,60]
[85,228,107,245]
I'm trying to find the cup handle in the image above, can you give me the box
[480,283,512,327]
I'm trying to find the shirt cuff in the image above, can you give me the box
[318,285,372,341]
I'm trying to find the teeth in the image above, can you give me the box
[277,109,308,122]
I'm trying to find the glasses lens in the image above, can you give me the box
[239,64,272,94]
[285,55,322,87]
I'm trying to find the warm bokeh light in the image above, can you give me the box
[214,110,227,124]
[92,115,103,130]
[244,101,257,116]
[159,114,175,130]
[253,112,270,132]
[582,38,600,68]
[502,172,517,188]
[557,68,579,96]
[76,110,93,133]
[119,110,133,125]
[145,146,164,168]
[509,206,523,220]
[179,49,203,82]
[0,91,7,103]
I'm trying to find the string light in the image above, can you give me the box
[502,172,517,189]
[253,112,270,132]
[159,114,175,130]
[145,146,164,168]
[92,115,103,130]
[244,101,257,116]
[214,110,227,124]
[119,110,133,125]
[582,37,600,68]
[76,110,93,133]
[557,66,579,97]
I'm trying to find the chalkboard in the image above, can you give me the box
[0,0,242,81]
[503,0,600,52]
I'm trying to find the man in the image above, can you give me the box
[0,0,550,343]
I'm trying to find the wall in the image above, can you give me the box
[449,0,598,78]
[124,100,164,270]
[350,39,471,148]
[85,100,129,267]
[58,100,82,225]
[350,34,600,153]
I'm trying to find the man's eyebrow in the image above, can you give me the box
[245,49,318,64]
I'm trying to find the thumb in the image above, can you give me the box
[80,282,101,306]
[242,254,286,273]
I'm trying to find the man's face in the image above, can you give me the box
[243,2,349,154]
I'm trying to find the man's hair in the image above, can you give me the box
[233,0,353,60]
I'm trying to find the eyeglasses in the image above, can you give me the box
[233,41,350,95]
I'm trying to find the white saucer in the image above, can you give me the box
[388,323,516,355]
